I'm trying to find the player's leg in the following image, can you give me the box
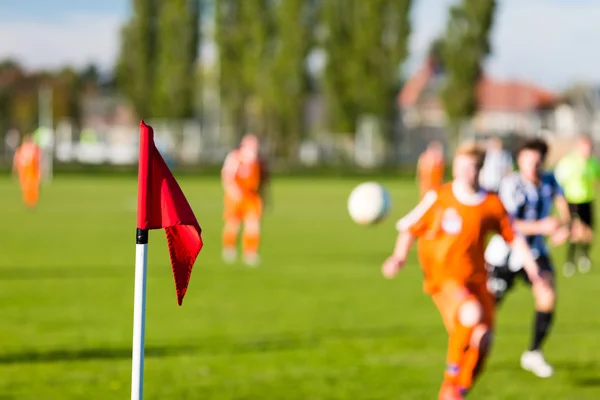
[456,285,495,397]
[433,281,483,399]
[19,173,39,208]
[222,198,241,263]
[24,181,40,207]
[521,256,556,378]
[564,203,579,277]
[486,262,516,306]
[576,202,593,273]
[241,196,262,267]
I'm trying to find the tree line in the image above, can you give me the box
[0,0,496,154]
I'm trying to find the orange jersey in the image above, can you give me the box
[221,149,263,195]
[417,151,444,195]
[397,182,515,294]
[14,142,40,178]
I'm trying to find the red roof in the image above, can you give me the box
[399,59,557,112]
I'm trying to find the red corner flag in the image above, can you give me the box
[136,120,203,305]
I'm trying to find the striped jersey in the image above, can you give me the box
[485,171,563,267]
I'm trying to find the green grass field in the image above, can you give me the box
[1,175,599,399]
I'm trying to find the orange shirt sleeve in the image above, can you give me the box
[396,190,437,237]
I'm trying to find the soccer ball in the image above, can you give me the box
[347,182,391,225]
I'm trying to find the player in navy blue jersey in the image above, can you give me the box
[484,138,571,378]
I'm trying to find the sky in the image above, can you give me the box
[0,0,599,91]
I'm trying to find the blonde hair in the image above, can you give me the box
[454,140,486,167]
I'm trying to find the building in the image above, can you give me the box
[399,58,557,137]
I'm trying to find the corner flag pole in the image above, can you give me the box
[130,120,203,400]
[131,228,149,400]
[131,120,153,400]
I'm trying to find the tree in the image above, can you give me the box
[215,0,272,139]
[440,0,496,147]
[116,0,159,118]
[322,0,358,133]
[266,0,316,156]
[322,0,413,137]
[153,0,200,118]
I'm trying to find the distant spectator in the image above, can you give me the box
[5,128,20,160]
[479,136,513,194]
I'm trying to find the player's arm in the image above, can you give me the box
[498,176,558,235]
[11,151,19,178]
[415,156,422,185]
[495,201,543,284]
[548,174,572,244]
[509,236,543,284]
[553,194,571,226]
[258,158,272,209]
[382,191,437,278]
[221,153,242,200]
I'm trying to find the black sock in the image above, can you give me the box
[530,311,554,351]
[581,243,590,258]
[567,242,577,263]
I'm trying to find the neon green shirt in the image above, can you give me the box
[555,152,600,203]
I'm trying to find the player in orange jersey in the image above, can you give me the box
[417,140,445,197]
[382,142,548,399]
[221,134,269,266]
[12,134,41,208]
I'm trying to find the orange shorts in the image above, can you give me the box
[224,195,262,221]
[431,280,495,334]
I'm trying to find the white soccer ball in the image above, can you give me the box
[347,182,391,225]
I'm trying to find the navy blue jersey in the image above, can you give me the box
[498,171,564,257]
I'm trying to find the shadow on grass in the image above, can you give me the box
[0,325,413,365]
[491,359,600,388]
[559,361,600,388]
[0,266,128,281]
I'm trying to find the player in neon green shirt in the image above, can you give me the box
[554,135,600,276]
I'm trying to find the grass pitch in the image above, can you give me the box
[0,175,599,399]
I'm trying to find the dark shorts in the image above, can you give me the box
[568,201,594,228]
[486,255,554,302]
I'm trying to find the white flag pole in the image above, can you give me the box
[131,229,149,400]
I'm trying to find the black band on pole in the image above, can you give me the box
[136,228,149,245]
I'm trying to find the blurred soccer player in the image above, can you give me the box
[554,135,600,276]
[417,140,445,198]
[484,138,570,378]
[12,135,41,208]
[383,142,544,399]
[479,136,513,194]
[221,134,269,266]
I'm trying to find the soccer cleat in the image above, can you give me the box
[243,253,260,267]
[520,350,553,378]
[578,256,591,274]
[563,262,575,277]
[438,382,464,400]
[222,248,237,264]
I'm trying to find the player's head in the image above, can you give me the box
[22,134,33,144]
[516,138,548,182]
[576,134,593,158]
[487,136,502,150]
[453,141,486,188]
[240,134,259,162]
[428,140,443,155]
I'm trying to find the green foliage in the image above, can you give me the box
[440,0,497,144]
[266,0,316,156]
[116,0,159,118]
[322,0,413,135]
[117,0,200,119]
[216,1,272,139]
[153,0,200,119]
